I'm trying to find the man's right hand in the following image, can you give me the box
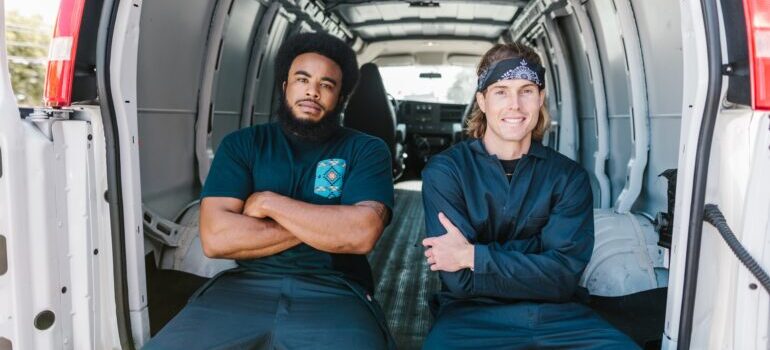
[244,191,289,218]
[244,191,268,218]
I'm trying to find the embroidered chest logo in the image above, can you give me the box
[314,158,347,199]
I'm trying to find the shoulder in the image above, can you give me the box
[220,124,265,146]
[537,146,591,198]
[423,141,473,178]
[220,123,280,149]
[542,146,589,181]
[338,127,389,153]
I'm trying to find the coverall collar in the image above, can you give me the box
[468,138,548,160]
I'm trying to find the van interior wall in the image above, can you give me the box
[210,2,294,152]
[554,14,601,207]
[579,0,683,216]
[137,0,294,222]
[625,0,683,217]
[136,0,216,219]
[209,1,267,152]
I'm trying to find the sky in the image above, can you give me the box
[6,0,60,26]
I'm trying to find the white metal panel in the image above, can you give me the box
[53,120,102,349]
[734,113,770,350]
[0,4,63,349]
[339,2,516,23]
[71,106,122,349]
[109,0,150,345]
[662,1,712,347]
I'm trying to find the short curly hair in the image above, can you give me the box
[275,32,360,104]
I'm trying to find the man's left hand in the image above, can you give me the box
[422,212,474,272]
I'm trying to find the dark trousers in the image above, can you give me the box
[143,270,391,350]
[423,300,640,350]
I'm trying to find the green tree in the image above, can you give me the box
[5,10,50,106]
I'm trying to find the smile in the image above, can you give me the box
[501,116,526,125]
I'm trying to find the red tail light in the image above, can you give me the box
[745,0,770,110]
[43,0,86,108]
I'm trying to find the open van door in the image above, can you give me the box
[0,1,126,348]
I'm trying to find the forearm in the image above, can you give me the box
[217,237,301,260]
[469,244,583,301]
[262,196,383,254]
[201,209,301,259]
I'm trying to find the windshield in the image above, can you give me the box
[379,65,477,104]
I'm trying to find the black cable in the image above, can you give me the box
[703,204,770,293]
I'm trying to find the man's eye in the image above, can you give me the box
[321,83,333,89]
[494,90,506,96]
[297,77,308,83]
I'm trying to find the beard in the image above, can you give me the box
[276,94,344,142]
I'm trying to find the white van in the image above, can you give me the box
[0,0,767,349]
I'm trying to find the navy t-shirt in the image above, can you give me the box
[201,122,394,293]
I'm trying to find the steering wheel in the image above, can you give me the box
[387,93,400,115]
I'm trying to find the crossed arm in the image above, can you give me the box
[200,191,389,259]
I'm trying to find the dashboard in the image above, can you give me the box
[397,100,467,135]
[395,100,469,167]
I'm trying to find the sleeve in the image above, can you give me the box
[339,138,395,213]
[421,156,478,298]
[200,131,254,200]
[422,156,545,298]
[471,168,594,301]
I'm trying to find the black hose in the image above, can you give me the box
[703,204,770,293]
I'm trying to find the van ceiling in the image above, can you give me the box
[324,0,527,42]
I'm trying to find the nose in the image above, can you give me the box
[306,83,320,99]
[507,95,520,111]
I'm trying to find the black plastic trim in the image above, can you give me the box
[720,0,750,106]
[677,0,723,348]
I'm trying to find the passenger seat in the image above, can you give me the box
[344,62,406,179]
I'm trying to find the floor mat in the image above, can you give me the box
[368,186,441,350]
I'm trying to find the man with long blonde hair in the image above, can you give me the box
[420,43,637,349]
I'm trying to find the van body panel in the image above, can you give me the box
[109,0,149,345]
[733,112,770,349]
[662,1,711,347]
[689,106,769,349]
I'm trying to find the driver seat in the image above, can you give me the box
[344,62,405,179]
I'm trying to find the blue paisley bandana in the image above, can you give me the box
[477,57,546,92]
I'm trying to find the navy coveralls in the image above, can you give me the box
[144,123,395,349]
[421,139,638,349]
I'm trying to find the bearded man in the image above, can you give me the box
[145,32,395,350]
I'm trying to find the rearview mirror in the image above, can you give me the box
[419,72,442,79]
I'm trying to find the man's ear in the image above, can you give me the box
[475,91,487,114]
[539,89,546,108]
[282,81,287,92]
